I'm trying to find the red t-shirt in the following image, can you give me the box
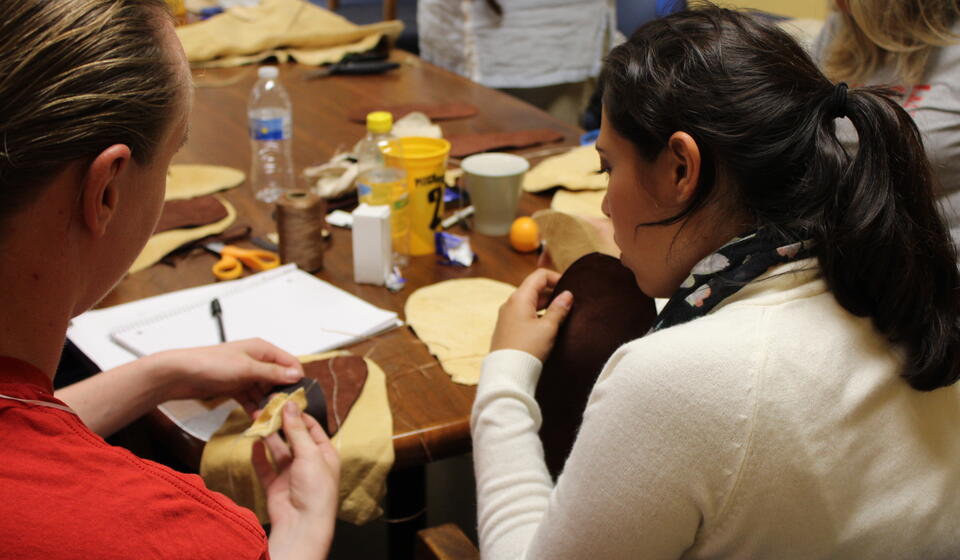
[0,357,270,559]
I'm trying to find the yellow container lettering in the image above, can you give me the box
[382,137,451,256]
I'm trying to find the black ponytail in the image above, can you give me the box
[816,87,960,390]
[600,7,960,390]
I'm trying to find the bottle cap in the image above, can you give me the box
[258,66,279,80]
[366,111,393,134]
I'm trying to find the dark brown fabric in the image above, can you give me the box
[154,195,228,233]
[347,103,478,123]
[536,253,657,479]
[447,129,564,158]
[262,356,368,437]
[304,355,368,436]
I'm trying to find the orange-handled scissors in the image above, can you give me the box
[204,242,280,280]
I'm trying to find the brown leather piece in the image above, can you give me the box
[305,355,368,436]
[347,102,479,123]
[535,253,658,479]
[447,129,564,158]
[154,195,228,233]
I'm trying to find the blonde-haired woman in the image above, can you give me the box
[0,1,337,558]
[814,0,960,239]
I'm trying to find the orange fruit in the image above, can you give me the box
[509,217,540,253]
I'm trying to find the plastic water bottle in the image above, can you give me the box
[355,112,410,258]
[248,66,294,203]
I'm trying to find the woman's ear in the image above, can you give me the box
[666,131,701,204]
[79,144,131,237]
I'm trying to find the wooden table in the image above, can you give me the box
[99,50,582,557]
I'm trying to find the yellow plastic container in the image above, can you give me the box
[381,137,451,255]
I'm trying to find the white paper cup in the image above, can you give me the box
[461,153,530,236]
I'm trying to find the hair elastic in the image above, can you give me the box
[829,82,849,119]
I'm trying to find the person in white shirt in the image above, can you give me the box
[417,0,619,125]
[472,6,960,559]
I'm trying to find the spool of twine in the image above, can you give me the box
[276,190,326,272]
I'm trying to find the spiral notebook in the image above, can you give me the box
[106,264,400,358]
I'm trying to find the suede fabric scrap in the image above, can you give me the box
[176,0,403,68]
[154,195,229,234]
[448,129,564,158]
[130,196,237,273]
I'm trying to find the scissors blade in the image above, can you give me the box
[204,241,226,255]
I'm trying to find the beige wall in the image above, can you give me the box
[725,1,829,20]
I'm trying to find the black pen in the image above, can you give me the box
[211,298,226,343]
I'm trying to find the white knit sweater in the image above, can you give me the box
[472,262,960,558]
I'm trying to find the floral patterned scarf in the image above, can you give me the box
[652,230,811,332]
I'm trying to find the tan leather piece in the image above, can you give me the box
[243,388,308,438]
[165,164,244,200]
[523,144,608,193]
[177,0,402,65]
[405,278,515,385]
[550,189,607,219]
[532,209,618,273]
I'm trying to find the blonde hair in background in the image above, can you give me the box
[0,0,178,221]
[822,0,960,85]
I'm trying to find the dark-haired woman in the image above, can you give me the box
[473,7,960,558]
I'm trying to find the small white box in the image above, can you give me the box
[352,203,392,286]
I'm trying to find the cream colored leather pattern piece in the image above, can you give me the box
[176,0,402,65]
[405,278,516,385]
[533,209,619,273]
[314,353,394,525]
[199,351,394,526]
[243,387,307,438]
[165,164,245,201]
[551,188,607,219]
[129,196,237,273]
[523,144,608,193]
[200,405,269,522]
[193,33,385,69]
[284,32,384,66]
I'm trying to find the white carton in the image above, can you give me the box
[352,203,392,286]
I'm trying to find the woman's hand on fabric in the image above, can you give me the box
[490,268,573,362]
[151,338,304,412]
[254,401,340,560]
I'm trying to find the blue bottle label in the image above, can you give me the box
[250,117,287,141]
